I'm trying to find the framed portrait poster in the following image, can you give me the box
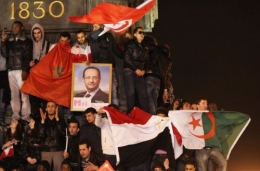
[71,63,112,111]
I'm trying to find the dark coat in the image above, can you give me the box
[89,29,123,67]
[123,39,149,71]
[22,127,41,162]
[38,117,66,152]
[78,152,101,171]
[1,33,33,72]
[144,43,163,80]
[67,134,80,163]
[75,89,109,103]
[79,122,105,167]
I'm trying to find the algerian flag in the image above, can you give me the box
[168,110,250,159]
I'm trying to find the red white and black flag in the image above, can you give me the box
[103,107,171,167]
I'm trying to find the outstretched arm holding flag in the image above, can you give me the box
[69,0,156,35]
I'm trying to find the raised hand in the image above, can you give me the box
[55,106,59,121]
[1,27,8,42]
[40,108,46,123]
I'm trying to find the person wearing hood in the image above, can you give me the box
[29,23,51,119]
[30,23,51,67]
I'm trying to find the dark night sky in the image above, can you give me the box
[152,0,260,170]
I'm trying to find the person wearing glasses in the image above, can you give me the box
[123,27,149,114]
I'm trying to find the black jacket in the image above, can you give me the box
[80,122,105,167]
[157,44,172,89]
[22,127,41,162]
[123,39,149,71]
[1,33,33,72]
[38,117,66,152]
[67,134,80,163]
[78,152,101,171]
[144,43,163,80]
[89,29,123,67]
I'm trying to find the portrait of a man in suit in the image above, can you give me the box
[74,66,109,103]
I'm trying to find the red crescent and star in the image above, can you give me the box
[188,112,216,139]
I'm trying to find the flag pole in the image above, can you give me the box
[65,128,68,156]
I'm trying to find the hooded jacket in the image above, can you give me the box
[31,23,50,61]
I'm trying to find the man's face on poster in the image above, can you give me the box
[83,68,101,93]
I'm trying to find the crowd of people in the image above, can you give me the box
[0,20,227,171]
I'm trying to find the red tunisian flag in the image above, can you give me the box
[21,42,86,107]
[68,0,155,34]
[0,145,14,160]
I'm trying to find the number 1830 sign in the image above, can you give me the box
[0,0,89,31]
[11,1,65,19]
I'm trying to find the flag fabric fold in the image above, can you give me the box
[102,108,250,166]
[103,107,169,167]
[68,0,156,34]
[168,110,250,159]
[21,42,73,107]
[0,145,14,160]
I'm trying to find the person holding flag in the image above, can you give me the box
[63,118,80,170]
[195,98,227,171]
[168,98,250,171]
[0,119,24,170]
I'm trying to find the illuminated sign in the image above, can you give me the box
[0,0,90,31]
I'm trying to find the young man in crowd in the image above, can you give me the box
[208,102,218,110]
[29,23,51,118]
[61,160,72,171]
[88,24,124,106]
[1,21,33,124]
[185,160,197,171]
[152,107,176,170]
[196,98,208,111]
[195,98,227,171]
[190,103,197,110]
[79,107,105,168]
[123,26,149,114]
[49,31,71,51]
[39,101,66,171]
[71,30,92,64]
[78,140,99,171]
[63,118,80,170]
[95,104,120,169]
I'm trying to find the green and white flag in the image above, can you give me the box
[168,110,250,159]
